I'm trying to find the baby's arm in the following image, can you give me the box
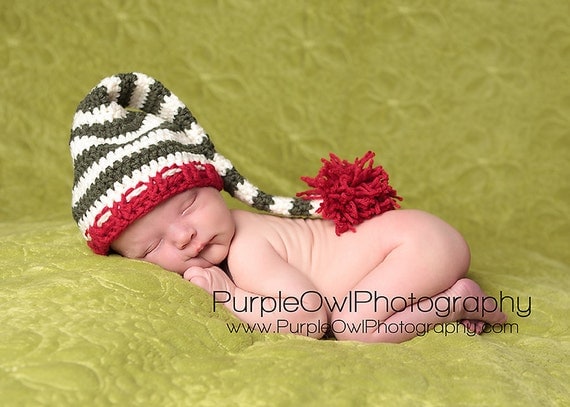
[184,242,328,338]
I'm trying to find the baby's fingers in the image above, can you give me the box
[183,267,211,292]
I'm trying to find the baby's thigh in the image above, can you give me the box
[330,210,471,314]
[363,209,471,278]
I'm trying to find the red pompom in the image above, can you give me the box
[297,151,402,235]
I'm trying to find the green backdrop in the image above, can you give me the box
[1,1,568,406]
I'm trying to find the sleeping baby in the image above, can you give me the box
[70,73,506,343]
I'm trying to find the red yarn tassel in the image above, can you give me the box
[297,151,402,235]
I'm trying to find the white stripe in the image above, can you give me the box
[99,75,123,102]
[71,127,209,206]
[161,168,182,178]
[159,93,186,122]
[71,103,127,130]
[96,211,112,228]
[125,184,148,202]
[211,153,234,176]
[233,180,258,205]
[71,75,123,130]
[71,115,207,160]
[307,199,322,215]
[130,74,155,109]
[78,162,158,233]
[264,196,321,216]
[72,73,157,132]
[185,122,208,144]
[267,196,294,215]
[77,153,210,232]
[70,114,164,159]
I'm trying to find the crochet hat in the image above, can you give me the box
[70,72,401,254]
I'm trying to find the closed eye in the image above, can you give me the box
[181,197,196,216]
[181,204,192,216]
[142,240,162,258]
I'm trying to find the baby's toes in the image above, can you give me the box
[460,319,485,334]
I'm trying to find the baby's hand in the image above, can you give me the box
[183,266,235,296]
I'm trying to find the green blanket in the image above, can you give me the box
[1,1,568,405]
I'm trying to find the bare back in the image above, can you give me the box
[227,209,458,299]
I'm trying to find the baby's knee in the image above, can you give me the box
[403,210,471,277]
[434,218,471,279]
[450,231,471,277]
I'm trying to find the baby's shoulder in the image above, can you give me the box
[229,210,314,261]
[226,211,292,283]
[229,210,281,250]
[230,210,275,234]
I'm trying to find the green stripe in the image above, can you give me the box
[142,80,171,116]
[75,73,138,113]
[72,139,217,222]
[222,170,312,216]
[71,110,146,143]
[71,112,152,177]
[171,106,198,131]
[252,191,275,212]
[72,113,216,181]
[289,198,314,217]
[116,73,138,107]
[222,167,246,197]
[76,86,111,113]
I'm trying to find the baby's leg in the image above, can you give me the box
[331,210,506,343]
[356,278,506,343]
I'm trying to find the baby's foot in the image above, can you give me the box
[446,278,507,333]
[460,319,486,334]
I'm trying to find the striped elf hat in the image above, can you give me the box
[70,72,401,255]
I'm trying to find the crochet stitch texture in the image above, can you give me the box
[70,72,320,254]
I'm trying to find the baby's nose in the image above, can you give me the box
[168,223,194,249]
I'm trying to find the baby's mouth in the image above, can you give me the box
[190,238,211,259]
[187,244,204,259]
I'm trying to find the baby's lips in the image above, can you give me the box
[182,242,204,260]
[189,239,211,258]
[194,242,206,254]
[191,236,218,260]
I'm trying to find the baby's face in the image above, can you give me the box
[111,187,235,274]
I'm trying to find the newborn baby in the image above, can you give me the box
[110,187,507,343]
[71,72,507,343]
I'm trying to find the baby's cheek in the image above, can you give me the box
[148,249,185,275]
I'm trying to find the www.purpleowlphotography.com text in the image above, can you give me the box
[212,290,529,337]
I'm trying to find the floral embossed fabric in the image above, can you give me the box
[0,1,568,405]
